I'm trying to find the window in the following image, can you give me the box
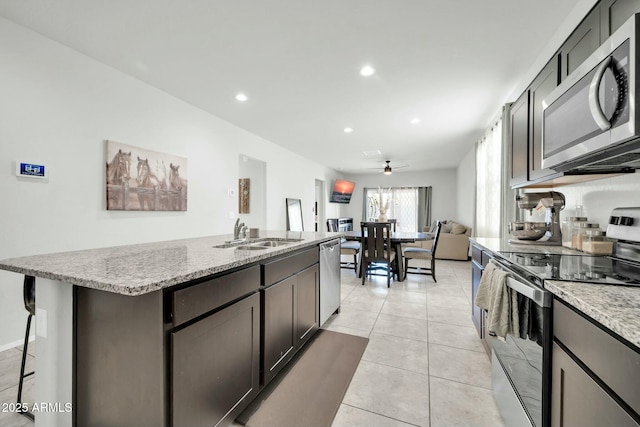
[364,187,419,232]
[476,118,503,238]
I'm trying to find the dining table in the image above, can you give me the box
[342,230,432,282]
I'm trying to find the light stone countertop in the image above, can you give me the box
[471,237,583,255]
[0,231,342,296]
[545,280,640,348]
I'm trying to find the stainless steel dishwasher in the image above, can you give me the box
[319,238,341,326]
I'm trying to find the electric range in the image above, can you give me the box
[499,207,640,287]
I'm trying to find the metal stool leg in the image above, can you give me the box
[17,314,34,420]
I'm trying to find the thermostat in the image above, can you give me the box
[16,161,48,179]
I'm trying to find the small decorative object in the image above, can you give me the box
[377,187,391,222]
[106,140,188,211]
[239,178,250,213]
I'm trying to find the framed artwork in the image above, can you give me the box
[106,140,188,211]
[239,178,250,213]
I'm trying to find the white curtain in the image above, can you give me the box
[363,187,419,232]
[476,119,503,238]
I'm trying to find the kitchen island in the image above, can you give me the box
[0,231,341,427]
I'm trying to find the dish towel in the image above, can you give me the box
[475,262,519,341]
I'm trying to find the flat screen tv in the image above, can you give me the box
[330,179,355,204]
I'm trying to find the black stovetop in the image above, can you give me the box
[496,251,640,286]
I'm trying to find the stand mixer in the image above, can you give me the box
[509,191,566,245]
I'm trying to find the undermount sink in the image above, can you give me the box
[235,245,269,251]
[213,238,303,249]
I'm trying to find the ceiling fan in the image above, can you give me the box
[380,160,408,175]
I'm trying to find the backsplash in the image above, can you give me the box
[522,172,640,229]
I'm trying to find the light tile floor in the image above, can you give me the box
[327,260,505,427]
[0,342,35,427]
[0,260,505,427]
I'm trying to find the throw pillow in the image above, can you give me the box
[450,222,467,235]
[440,221,453,233]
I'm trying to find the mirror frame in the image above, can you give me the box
[285,198,304,231]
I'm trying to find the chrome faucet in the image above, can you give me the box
[233,218,246,240]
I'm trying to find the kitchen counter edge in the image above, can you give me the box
[0,231,343,296]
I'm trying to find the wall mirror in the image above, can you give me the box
[286,198,304,231]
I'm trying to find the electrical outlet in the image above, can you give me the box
[229,211,236,219]
[228,188,236,197]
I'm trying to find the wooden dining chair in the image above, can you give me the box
[327,219,360,272]
[360,222,396,287]
[403,220,442,282]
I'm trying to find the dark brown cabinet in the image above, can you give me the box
[509,90,530,186]
[529,55,560,181]
[601,0,640,41]
[261,248,319,385]
[172,292,260,427]
[560,5,602,81]
[509,55,562,188]
[552,299,640,427]
[296,263,320,348]
[262,275,296,384]
[551,342,639,427]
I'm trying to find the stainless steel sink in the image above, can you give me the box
[213,238,303,249]
[235,245,269,251]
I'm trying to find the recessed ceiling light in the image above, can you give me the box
[344,127,353,133]
[235,93,248,102]
[360,65,375,77]
[410,118,421,124]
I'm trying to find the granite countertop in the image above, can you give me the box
[471,237,640,349]
[0,231,342,296]
[545,280,640,348]
[471,237,583,255]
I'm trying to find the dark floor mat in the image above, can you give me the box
[236,329,368,427]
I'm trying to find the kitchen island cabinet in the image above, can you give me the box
[261,247,319,385]
[0,231,338,427]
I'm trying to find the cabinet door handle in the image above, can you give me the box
[589,55,613,131]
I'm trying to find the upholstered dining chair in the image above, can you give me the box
[326,219,360,273]
[403,220,442,282]
[360,221,396,287]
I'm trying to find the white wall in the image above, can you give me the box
[0,18,342,349]
[339,168,458,226]
[523,172,640,228]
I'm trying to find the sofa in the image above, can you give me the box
[405,220,472,261]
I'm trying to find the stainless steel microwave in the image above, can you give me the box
[542,14,640,172]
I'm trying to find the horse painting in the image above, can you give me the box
[106,149,132,209]
[106,149,132,185]
[169,163,187,191]
[105,140,187,211]
[136,157,162,210]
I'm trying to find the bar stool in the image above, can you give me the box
[18,276,35,420]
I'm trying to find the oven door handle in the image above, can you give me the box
[506,277,551,308]
[490,259,552,308]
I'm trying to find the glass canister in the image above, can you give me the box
[582,230,614,255]
[562,216,587,248]
[571,222,599,251]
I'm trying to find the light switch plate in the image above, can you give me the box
[228,188,236,197]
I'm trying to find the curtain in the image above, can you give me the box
[476,118,503,238]
[362,187,420,232]
[417,186,432,231]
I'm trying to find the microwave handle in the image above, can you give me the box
[588,55,613,131]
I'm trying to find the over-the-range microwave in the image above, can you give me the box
[542,13,640,173]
